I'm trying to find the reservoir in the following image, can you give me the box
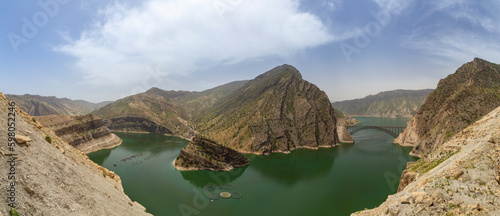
[88,117,417,216]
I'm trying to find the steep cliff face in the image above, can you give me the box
[34,114,122,154]
[6,94,109,116]
[394,58,500,157]
[196,65,340,154]
[174,136,250,171]
[332,89,433,118]
[0,92,150,215]
[353,105,500,216]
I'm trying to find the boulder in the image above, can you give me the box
[15,135,32,145]
[388,203,399,216]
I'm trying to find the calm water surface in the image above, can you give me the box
[88,117,417,216]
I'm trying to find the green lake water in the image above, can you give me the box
[88,117,418,216]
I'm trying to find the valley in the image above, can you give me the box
[2,58,499,216]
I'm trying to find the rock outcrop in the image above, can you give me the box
[0,92,150,215]
[337,125,354,143]
[34,114,122,154]
[352,105,500,216]
[196,65,340,154]
[394,58,500,157]
[336,114,358,143]
[332,89,433,118]
[174,136,250,171]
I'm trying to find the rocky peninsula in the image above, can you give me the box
[174,136,250,171]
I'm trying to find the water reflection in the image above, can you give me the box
[180,166,248,187]
[249,148,340,186]
[115,132,188,154]
[88,148,112,165]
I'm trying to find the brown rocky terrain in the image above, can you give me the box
[195,65,340,154]
[34,114,122,154]
[95,65,346,155]
[0,92,150,215]
[353,105,500,216]
[394,58,500,157]
[174,136,250,171]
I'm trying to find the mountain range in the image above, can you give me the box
[332,89,433,118]
[5,94,110,116]
[93,65,341,154]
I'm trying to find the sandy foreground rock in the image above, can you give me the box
[0,92,151,216]
[353,105,500,215]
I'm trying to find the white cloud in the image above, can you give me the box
[434,1,500,33]
[371,0,413,14]
[404,29,500,63]
[324,0,342,11]
[401,1,500,64]
[55,0,334,86]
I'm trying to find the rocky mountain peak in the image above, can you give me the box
[145,87,191,99]
[254,64,302,81]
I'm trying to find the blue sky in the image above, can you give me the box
[1,0,499,103]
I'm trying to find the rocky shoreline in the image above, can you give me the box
[78,133,122,154]
[353,106,500,215]
[34,114,123,153]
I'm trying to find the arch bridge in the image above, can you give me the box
[346,126,406,138]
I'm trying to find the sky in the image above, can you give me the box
[1,0,499,103]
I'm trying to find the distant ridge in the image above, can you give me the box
[5,94,110,116]
[332,89,433,118]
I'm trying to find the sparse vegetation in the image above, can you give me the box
[10,207,20,216]
[409,150,458,174]
[45,135,52,143]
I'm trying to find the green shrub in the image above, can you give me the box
[45,135,52,143]
[10,208,20,216]
[444,131,452,139]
